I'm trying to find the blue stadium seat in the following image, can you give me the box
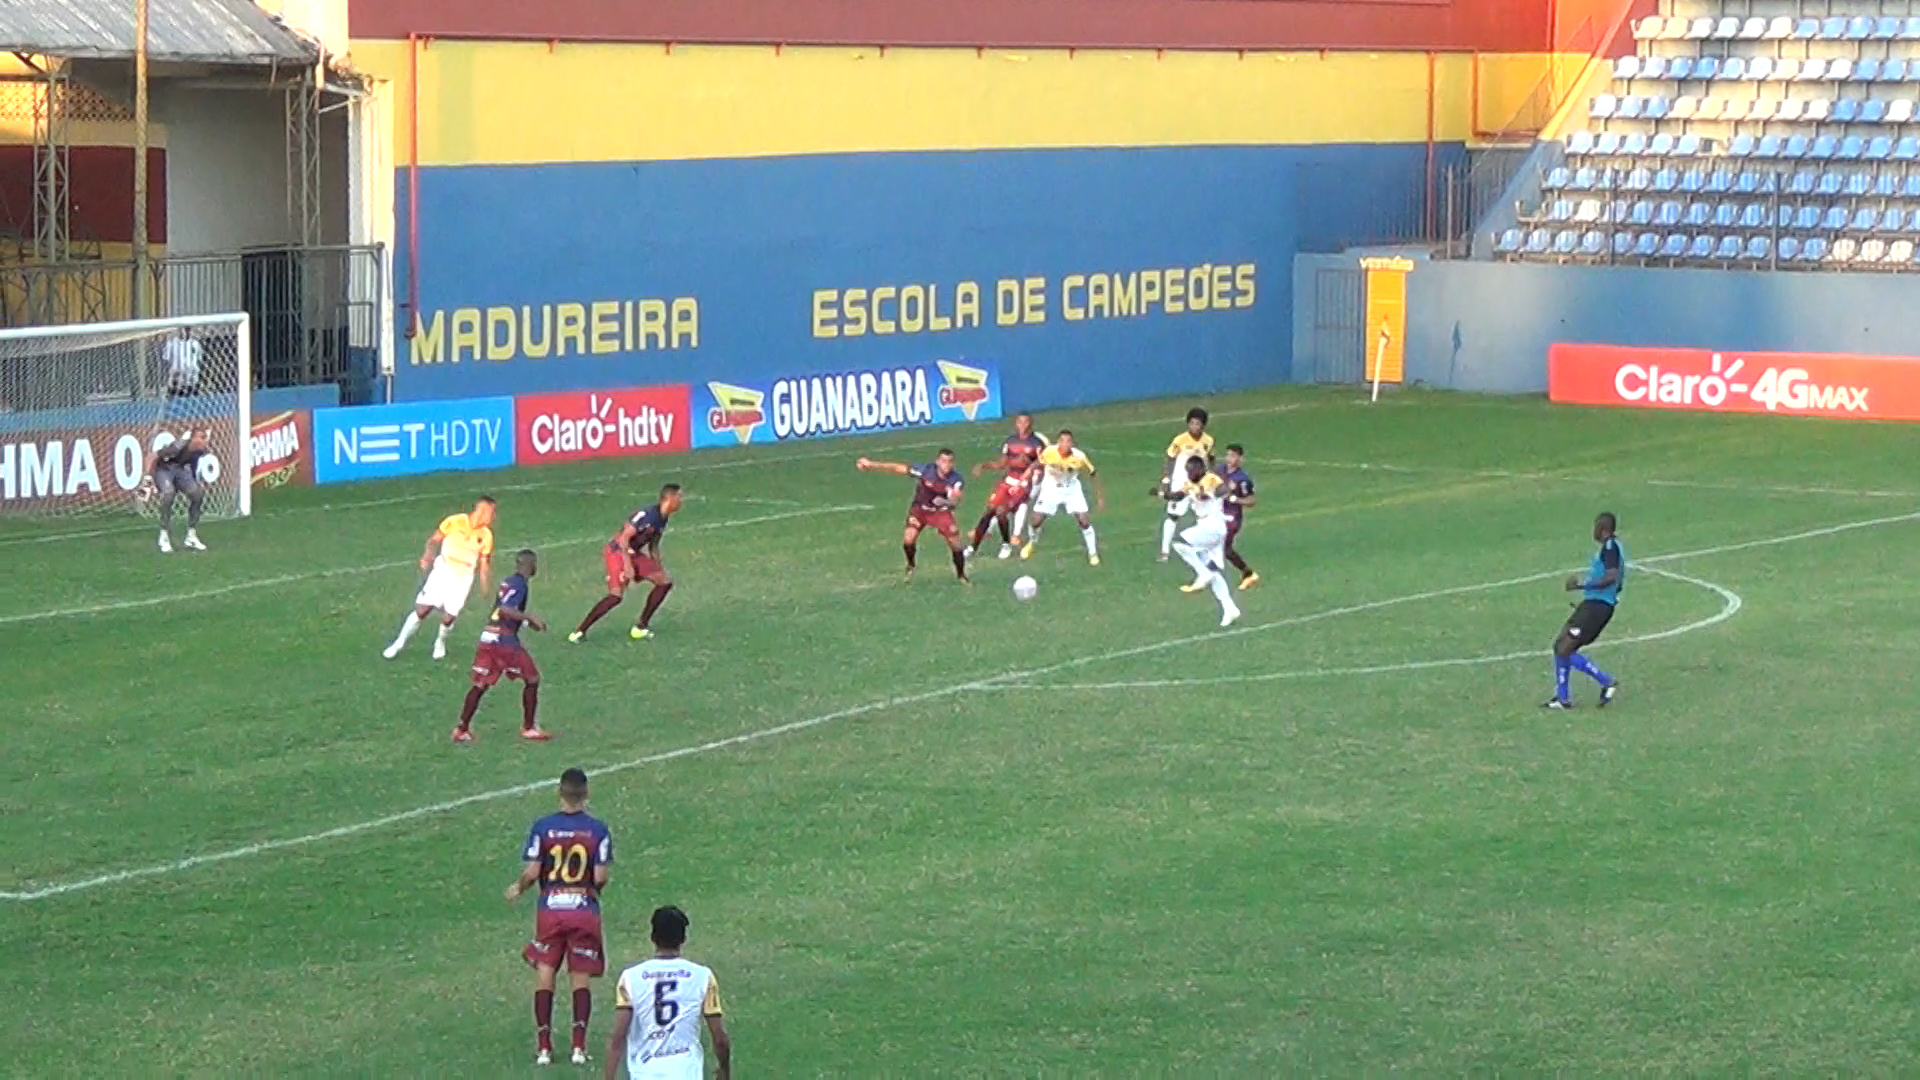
[1571,167,1599,191]
[1684,201,1712,227]
[1623,167,1653,192]
[1734,172,1766,195]
[1722,56,1748,81]
[1641,55,1668,81]
[1618,97,1646,120]
[1838,135,1866,161]
[1793,18,1820,40]
[1623,133,1650,156]
[1650,167,1678,193]
[1775,204,1797,229]
[1885,59,1910,83]
[1867,135,1894,160]
[1633,232,1660,257]
[1547,198,1575,222]
[1823,206,1850,231]
[1566,130,1595,156]
[1591,94,1617,120]
[1579,231,1607,257]
[1659,234,1688,258]
[1847,16,1872,40]
[1820,16,1848,39]
[1729,133,1757,157]
[1552,230,1580,255]
[1850,207,1877,231]
[1649,132,1676,156]
[1644,97,1671,120]
[1705,169,1734,194]
[1779,236,1801,261]
[1904,175,1920,199]
[1856,57,1883,83]
[1628,200,1654,226]
[1875,16,1901,40]
[1595,131,1623,156]
[1875,173,1900,198]
[1794,205,1823,230]
[1804,237,1830,262]
[1525,229,1552,254]
[1678,168,1706,193]
[1879,208,1905,232]
[1783,135,1811,160]
[1694,56,1722,81]
[1845,171,1871,196]
[1815,172,1843,197]
[1612,231,1636,257]
[1668,56,1696,82]
[1904,16,1920,40]
[1747,56,1775,81]
[1495,228,1523,255]
[1657,200,1683,227]
[1833,99,1862,125]
[1676,133,1704,157]
[1862,100,1888,125]
[1713,235,1743,260]
[1787,169,1816,195]
[1756,135,1783,159]
[1739,204,1767,229]
[1809,136,1839,160]
[1686,235,1715,259]
[1546,166,1571,190]
[1713,202,1738,228]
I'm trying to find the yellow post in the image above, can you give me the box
[1360,255,1413,396]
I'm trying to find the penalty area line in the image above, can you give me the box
[0,507,1906,902]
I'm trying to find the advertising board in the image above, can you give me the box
[695,360,1001,449]
[313,397,516,484]
[515,385,691,465]
[1550,344,1920,421]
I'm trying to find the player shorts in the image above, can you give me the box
[1180,520,1228,557]
[989,477,1031,510]
[153,463,201,497]
[1034,483,1089,517]
[415,564,476,616]
[604,544,665,591]
[907,508,958,536]
[1563,599,1615,645]
[524,908,606,975]
[472,641,540,687]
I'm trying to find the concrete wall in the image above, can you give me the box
[159,88,294,256]
[1293,253,1920,393]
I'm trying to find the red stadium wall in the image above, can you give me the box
[0,146,167,247]
[349,0,1553,52]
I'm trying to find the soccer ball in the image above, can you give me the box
[1012,575,1039,602]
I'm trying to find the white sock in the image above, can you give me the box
[435,621,453,646]
[1011,504,1030,542]
[1208,566,1239,616]
[1160,517,1177,556]
[1081,524,1099,557]
[1172,540,1206,578]
[392,611,423,648]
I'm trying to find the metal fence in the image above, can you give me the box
[0,243,384,401]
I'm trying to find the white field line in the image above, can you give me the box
[0,403,1310,547]
[986,565,1742,692]
[1,508,1908,902]
[0,505,874,626]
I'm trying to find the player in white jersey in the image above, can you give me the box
[1165,456,1242,627]
[605,905,731,1080]
[384,497,497,660]
[1157,407,1214,562]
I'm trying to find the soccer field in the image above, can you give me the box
[8,386,1920,1075]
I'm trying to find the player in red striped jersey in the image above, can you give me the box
[965,413,1048,561]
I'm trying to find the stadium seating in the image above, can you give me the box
[1511,1,1920,270]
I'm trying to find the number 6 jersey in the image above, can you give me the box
[521,810,614,912]
[615,957,724,1078]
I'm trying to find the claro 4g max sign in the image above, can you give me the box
[1550,344,1920,421]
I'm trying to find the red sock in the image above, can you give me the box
[903,541,917,569]
[571,987,592,1050]
[522,683,540,730]
[638,581,673,628]
[457,686,485,729]
[576,594,622,635]
[534,989,555,1053]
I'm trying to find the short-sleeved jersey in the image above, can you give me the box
[481,573,531,645]
[435,512,495,574]
[1181,470,1228,525]
[521,809,613,913]
[1037,445,1096,486]
[1220,466,1255,524]
[1586,536,1626,605]
[1165,431,1215,480]
[615,958,723,1079]
[911,464,963,513]
[153,433,210,471]
[618,504,669,554]
[1000,433,1049,479]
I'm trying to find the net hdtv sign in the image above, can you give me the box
[1550,344,1920,421]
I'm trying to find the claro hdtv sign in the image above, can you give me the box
[1550,343,1920,421]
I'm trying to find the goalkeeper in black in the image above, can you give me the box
[143,426,212,553]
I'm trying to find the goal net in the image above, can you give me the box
[0,313,252,518]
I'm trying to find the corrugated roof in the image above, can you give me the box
[0,0,317,66]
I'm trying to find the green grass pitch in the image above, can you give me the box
[7,386,1920,1075]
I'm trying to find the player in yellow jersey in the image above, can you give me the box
[1164,456,1242,626]
[1157,407,1214,562]
[384,496,497,660]
[1020,429,1106,565]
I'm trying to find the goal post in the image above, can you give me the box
[0,312,253,518]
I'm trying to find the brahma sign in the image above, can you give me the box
[1550,343,1920,421]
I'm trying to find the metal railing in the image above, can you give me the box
[0,243,384,401]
